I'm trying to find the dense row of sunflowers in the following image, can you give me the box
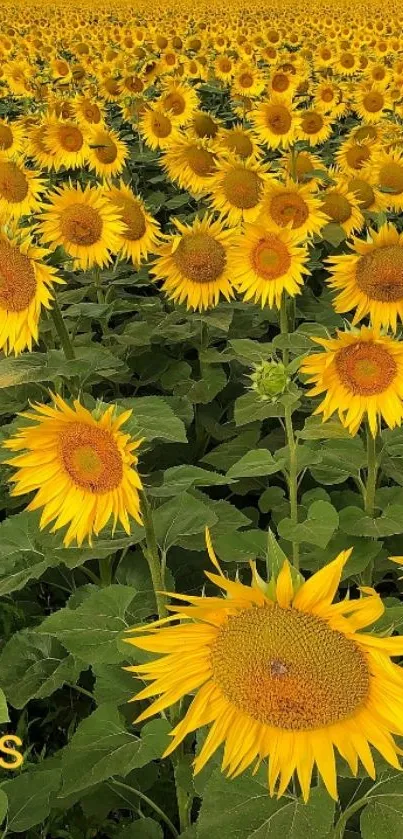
[2,0,403,830]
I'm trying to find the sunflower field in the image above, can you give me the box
[3,0,403,837]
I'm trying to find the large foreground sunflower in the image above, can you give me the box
[126,534,403,801]
[327,223,403,332]
[0,230,62,355]
[301,326,403,436]
[4,396,143,547]
[152,214,236,310]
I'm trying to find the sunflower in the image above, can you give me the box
[280,149,325,184]
[161,135,217,196]
[231,222,309,308]
[0,119,25,158]
[301,326,403,436]
[355,84,392,123]
[126,533,403,801]
[37,183,124,271]
[26,122,56,170]
[151,214,236,311]
[335,136,379,176]
[189,111,220,141]
[0,158,45,220]
[87,126,128,180]
[258,177,328,240]
[0,230,62,356]
[214,54,234,83]
[320,177,364,237]
[313,81,342,113]
[157,81,199,126]
[343,171,387,214]
[139,107,180,151]
[43,119,88,171]
[106,181,160,267]
[206,156,272,225]
[231,64,266,99]
[4,396,143,547]
[252,95,297,149]
[327,223,403,332]
[73,95,105,128]
[372,149,403,211]
[297,109,333,146]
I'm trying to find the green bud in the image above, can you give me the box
[249,360,289,402]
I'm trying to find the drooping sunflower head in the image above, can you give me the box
[161,135,217,196]
[320,177,364,237]
[106,181,161,267]
[4,396,143,547]
[151,213,237,311]
[189,110,220,141]
[206,155,272,224]
[126,531,403,801]
[327,223,403,332]
[301,325,403,436]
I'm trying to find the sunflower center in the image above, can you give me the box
[116,197,146,240]
[322,89,334,102]
[186,145,216,176]
[321,193,351,223]
[211,603,370,729]
[272,73,290,93]
[163,92,186,116]
[301,112,324,134]
[222,168,262,209]
[0,125,13,150]
[252,235,291,278]
[59,126,84,152]
[379,162,403,195]
[193,114,218,139]
[174,232,226,283]
[238,72,254,88]
[60,204,103,246]
[60,422,123,492]
[354,125,377,141]
[83,102,102,123]
[348,178,375,209]
[219,58,231,72]
[362,91,384,113]
[95,138,118,164]
[340,52,355,68]
[345,144,370,170]
[224,131,253,158]
[356,244,403,301]
[335,342,397,394]
[265,104,292,134]
[0,240,36,312]
[269,192,309,229]
[0,162,28,203]
[151,113,172,138]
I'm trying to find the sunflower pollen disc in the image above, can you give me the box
[60,204,103,246]
[356,246,403,301]
[150,113,172,139]
[225,133,253,159]
[0,240,36,312]
[252,234,291,278]
[270,192,309,229]
[59,126,84,152]
[115,196,146,240]
[379,162,403,195]
[362,92,384,113]
[174,233,226,283]
[0,161,28,203]
[346,145,370,170]
[222,168,262,209]
[60,422,123,492]
[322,193,351,224]
[0,125,13,150]
[348,178,375,209]
[335,342,397,395]
[96,141,117,165]
[211,604,370,729]
[265,104,292,134]
[301,113,324,134]
[186,146,216,176]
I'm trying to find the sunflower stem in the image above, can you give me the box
[330,797,369,839]
[94,267,105,304]
[285,405,300,570]
[362,427,378,586]
[109,779,179,838]
[50,296,75,360]
[140,491,167,620]
[280,293,289,367]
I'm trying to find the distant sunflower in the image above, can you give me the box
[161,135,217,196]
[327,223,403,332]
[27,122,55,170]
[157,81,199,126]
[0,158,45,220]
[231,222,309,308]
[320,178,364,237]
[87,126,128,180]
[0,119,25,158]
[232,64,266,99]
[73,96,105,128]
[258,177,328,240]
[301,326,403,436]
[280,149,325,184]
[152,214,236,310]
[189,111,220,141]
[43,119,88,171]
[297,109,333,146]
[0,230,62,355]
[107,182,160,267]
[355,84,391,123]
[214,54,234,83]
[37,183,124,270]
[4,396,143,547]
[344,172,387,214]
[252,95,297,149]
[139,107,180,150]
[126,533,403,801]
[207,156,272,225]
[335,137,379,176]
[218,124,262,161]
[372,149,403,211]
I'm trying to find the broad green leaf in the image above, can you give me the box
[361,774,403,839]
[93,664,138,705]
[0,348,124,389]
[227,449,286,479]
[119,396,187,443]
[229,339,273,365]
[149,465,230,497]
[36,585,147,665]
[115,819,164,838]
[278,500,339,548]
[0,789,7,825]
[234,392,287,426]
[213,528,267,562]
[197,766,285,839]
[182,365,227,404]
[340,505,403,537]
[0,631,82,708]
[153,492,218,552]
[299,416,351,440]
[254,787,335,839]
[321,222,346,247]
[202,428,261,471]
[0,688,9,723]
[60,704,171,795]
[1,766,61,832]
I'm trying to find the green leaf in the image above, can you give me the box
[36,585,146,665]
[0,348,124,388]
[361,774,403,839]
[299,416,351,440]
[321,222,346,247]
[227,449,286,479]
[115,819,164,839]
[119,396,187,443]
[278,500,339,548]
[149,465,230,497]
[197,766,285,839]
[153,492,218,552]
[60,704,171,796]
[258,788,335,838]
[93,663,138,705]
[234,392,288,426]
[202,428,261,471]
[182,365,227,404]
[340,505,403,537]
[229,339,273,365]
[1,765,61,832]
[0,631,82,708]
[0,789,7,825]
[0,688,9,723]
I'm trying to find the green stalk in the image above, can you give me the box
[330,797,369,839]
[50,296,75,360]
[280,292,299,568]
[109,779,179,838]
[280,293,289,367]
[361,426,378,586]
